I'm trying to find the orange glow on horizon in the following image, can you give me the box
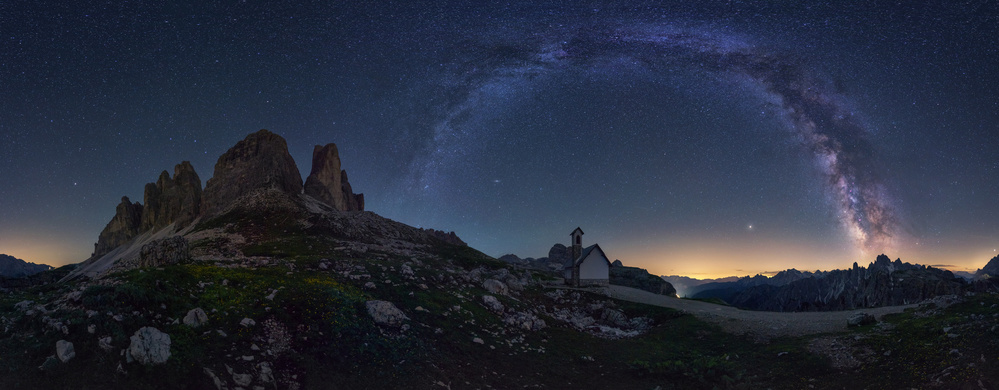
[604,235,995,279]
[0,231,91,268]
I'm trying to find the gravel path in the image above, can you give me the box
[603,285,918,339]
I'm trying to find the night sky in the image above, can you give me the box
[2,1,998,278]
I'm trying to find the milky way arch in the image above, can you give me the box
[414,24,896,253]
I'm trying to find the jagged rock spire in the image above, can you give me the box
[304,143,364,211]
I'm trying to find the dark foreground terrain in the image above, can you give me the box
[1,237,997,389]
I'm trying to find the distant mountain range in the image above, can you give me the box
[0,254,52,278]
[665,254,999,312]
[661,275,740,297]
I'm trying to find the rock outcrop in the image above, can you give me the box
[141,161,202,231]
[610,265,677,296]
[421,228,466,246]
[304,143,364,211]
[975,255,999,279]
[201,129,304,216]
[483,279,509,295]
[138,236,189,268]
[547,244,572,266]
[92,197,144,258]
[0,254,52,278]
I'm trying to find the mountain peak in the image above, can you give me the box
[976,255,999,278]
[201,129,304,217]
[304,142,364,211]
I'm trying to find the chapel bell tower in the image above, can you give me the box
[570,227,584,261]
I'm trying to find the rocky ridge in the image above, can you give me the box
[609,264,677,297]
[725,255,966,311]
[81,129,463,280]
[975,254,999,279]
[141,161,202,232]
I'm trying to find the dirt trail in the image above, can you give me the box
[603,285,918,339]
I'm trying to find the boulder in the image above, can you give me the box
[483,279,508,295]
[482,295,504,313]
[138,236,189,268]
[92,196,144,258]
[257,361,274,383]
[847,312,876,327]
[503,312,546,331]
[600,309,629,327]
[183,307,209,328]
[303,143,364,211]
[56,340,75,363]
[98,336,113,351]
[365,300,409,327]
[127,327,171,365]
[141,161,203,231]
[201,129,304,216]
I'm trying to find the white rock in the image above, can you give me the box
[473,337,484,344]
[365,300,409,327]
[240,318,256,327]
[56,340,75,363]
[482,295,504,313]
[482,279,508,295]
[183,308,209,328]
[127,327,171,365]
[98,336,113,351]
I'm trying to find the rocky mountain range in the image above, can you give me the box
[68,129,458,281]
[692,255,969,312]
[686,269,820,301]
[0,254,51,278]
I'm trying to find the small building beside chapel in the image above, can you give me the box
[563,227,611,287]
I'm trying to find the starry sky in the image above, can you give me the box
[2,1,998,278]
